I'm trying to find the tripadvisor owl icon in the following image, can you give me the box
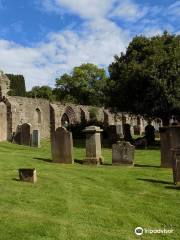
[135,227,143,236]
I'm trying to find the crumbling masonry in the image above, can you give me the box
[0,71,162,142]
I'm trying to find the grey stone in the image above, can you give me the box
[18,168,37,183]
[31,130,40,148]
[112,141,135,165]
[171,146,180,185]
[160,126,180,168]
[20,123,32,146]
[83,126,104,165]
[52,127,73,164]
[108,125,124,145]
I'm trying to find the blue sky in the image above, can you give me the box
[0,0,179,89]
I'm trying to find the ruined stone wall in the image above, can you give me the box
[0,102,7,141]
[7,96,50,138]
[0,71,163,142]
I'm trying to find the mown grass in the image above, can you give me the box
[0,139,179,240]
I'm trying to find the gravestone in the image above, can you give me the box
[83,126,104,165]
[112,141,135,165]
[145,124,155,145]
[21,123,31,146]
[52,127,73,164]
[31,130,40,148]
[171,146,180,185]
[123,124,133,143]
[108,125,124,145]
[18,168,37,183]
[13,124,22,144]
[160,126,180,168]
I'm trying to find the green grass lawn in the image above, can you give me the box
[0,139,179,240]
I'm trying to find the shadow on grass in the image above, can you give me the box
[12,178,20,181]
[165,186,180,190]
[134,164,160,168]
[74,159,83,165]
[102,163,112,166]
[137,178,172,185]
[34,157,52,162]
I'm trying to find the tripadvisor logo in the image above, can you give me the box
[134,227,174,236]
[135,227,143,236]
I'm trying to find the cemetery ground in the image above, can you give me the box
[0,140,179,240]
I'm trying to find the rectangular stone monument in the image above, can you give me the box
[52,127,73,164]
[31,130,40,148]
[83,126,104,165]
[20,123,32,146]
[171,146,180,185]
[108,125,124,145]
[18,168,37,183]
[112,141,135,165]
[160,126,180,168]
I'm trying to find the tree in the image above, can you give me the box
[27,86,54,100]
[6,74,26,97]
[108,32,180,124]
[55,63,108,106]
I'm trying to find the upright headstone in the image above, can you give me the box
[31,130,40,148]
[112,141,135,165]
[21,123,31,146]
[123,124,133,143]
[108,125,124,145]
[171,146,180,185]
[52,127,73,164]
[13,124,22,144]
[160,126,180,168]
[145,124,155,145]
[83,126,104,165]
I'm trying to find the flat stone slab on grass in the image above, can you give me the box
[18,168,37,183]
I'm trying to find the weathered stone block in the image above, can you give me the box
[52,127,73,164]
[160,126,180,168]
[31,130,40,148]
[21,123,32,146]
[83,126,104,165]
[18,168,37,183]
[112,141,135,165]
[171,146,180,185]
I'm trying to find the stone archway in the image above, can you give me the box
[61,106,77,127]
[80,108,86,122]
[0,102,7,141]
[61,113,70,127]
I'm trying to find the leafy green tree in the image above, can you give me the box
[108,32,180,124]
[6,74,26,97]
[27,86,54,100]
[55,63,108,106]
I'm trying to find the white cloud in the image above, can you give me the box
[39,0,149,22]
[110,0,149,22]
[168,1,180,17]
[55,0,112,19]
[0,20,129,89]
[0,0,176,90]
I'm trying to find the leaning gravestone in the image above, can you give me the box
[52,127,73,164]
[31,130,40,148]
[83,126,104,165]
[112,141,135,165]
[160,126,180,168]
[21,123,32,146]
[18,168,37,183]
[171,146,180,185]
